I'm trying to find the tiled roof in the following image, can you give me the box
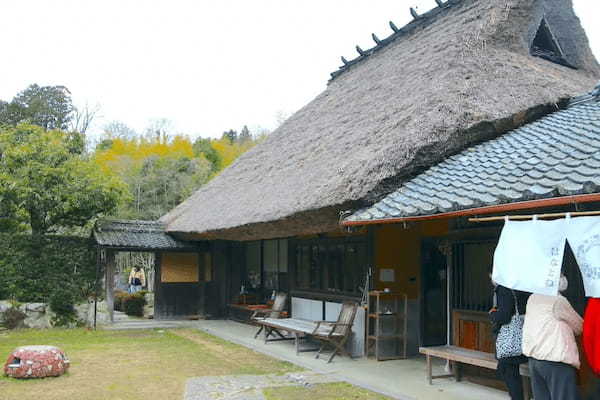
[345,90,600,224]
[93,220,197,250]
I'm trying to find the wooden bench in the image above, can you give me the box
[259,318,322,355]
[258,302,358,363]
[419,345,531,398]
[228,303,289,322]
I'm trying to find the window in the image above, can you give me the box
[294,238,367,296]
[243,239,289,300]
[530,19,575,69]
[263,240,279,293]
[245,241,261,290]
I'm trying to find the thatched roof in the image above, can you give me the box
[345,85,600,224]
[163,0,600,241]
[93,220,200,251]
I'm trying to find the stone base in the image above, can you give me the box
[0,300,109,329]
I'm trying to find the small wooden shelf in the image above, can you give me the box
[365,291,408,361]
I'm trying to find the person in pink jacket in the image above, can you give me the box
[522,276,583,400]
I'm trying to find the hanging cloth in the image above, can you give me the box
[566,215,600,298]
[583,298,600,376]
[493,218,566,295]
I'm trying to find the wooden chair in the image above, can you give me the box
[312,301,358,363]
[251,292,288,339]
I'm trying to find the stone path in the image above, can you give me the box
[183,372,342,400]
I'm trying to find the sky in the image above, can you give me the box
[1,0,599,140]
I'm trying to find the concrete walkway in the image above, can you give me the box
[102,311,199,330]
[194,320,510,400]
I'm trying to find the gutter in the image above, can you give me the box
[341,193,600,226]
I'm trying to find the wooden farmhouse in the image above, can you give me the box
[94,0,600,395]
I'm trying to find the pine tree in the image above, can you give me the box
[239,125,252,143]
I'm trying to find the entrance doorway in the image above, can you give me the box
[421,240,448,346]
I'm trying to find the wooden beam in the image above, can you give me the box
[105,250,116,324]
[469,210,600,222]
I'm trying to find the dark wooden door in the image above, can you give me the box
[155,283,199,319]
[421,240,448,346]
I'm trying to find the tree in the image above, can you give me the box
[145,118,173,143]
[222,129,238,144]
[0,100,8,125]
[0,124,128,235]
[192,137,222,173]
[93,134,213,220]
[70,102,101,134]
[103,120,137,140]
[0,84,74,130]
[239,125,252,143]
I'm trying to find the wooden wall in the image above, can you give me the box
[373,220,449,299]
[154,250,214,319]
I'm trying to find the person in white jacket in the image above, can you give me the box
[522,276,583,400]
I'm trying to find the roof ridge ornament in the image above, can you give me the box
[410,7,420,20]
[372,33,382,45]
[330,0,462,81]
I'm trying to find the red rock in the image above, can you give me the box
[3,345,69,379]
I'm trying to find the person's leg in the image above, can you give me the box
[498,361,524,400]
[544,361,580,400]
[529,359,551,400]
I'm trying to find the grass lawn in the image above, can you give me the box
[264,382,392,400]
[0,328,299,400]
[0,328,391,400]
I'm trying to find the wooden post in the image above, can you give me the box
[453,361,462,382]
[154,252,161,320]
[105,250,116,324]
[427,354,433,385]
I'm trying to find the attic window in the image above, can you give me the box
[530,19,576,69]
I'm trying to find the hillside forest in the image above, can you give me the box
[0,84,266,235]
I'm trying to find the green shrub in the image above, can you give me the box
[0,234,96,303]
[114,290,128,311]
[123,293,146,317]
[49,290,77,327]
[1,307,27,329]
